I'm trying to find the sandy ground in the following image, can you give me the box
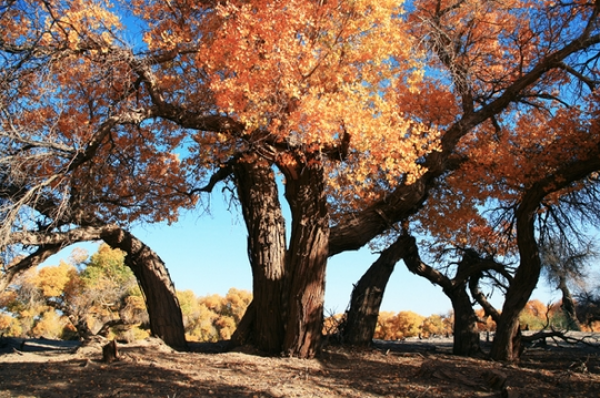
[0,335,599,397]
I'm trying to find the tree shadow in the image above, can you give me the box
[1,339,599,398]
[0,356,277,398]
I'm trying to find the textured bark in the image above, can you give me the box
[282,159,329,358]
[343,235,411,346]
[450,288,481,356]
[102,228,188,351]
[232,160,287,353]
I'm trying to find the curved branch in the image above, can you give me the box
[469,271,502,324]
[0,243,63,291]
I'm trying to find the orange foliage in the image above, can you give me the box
[475,309,497,332]
[375,311,425,340]
[132,0,442,200]
[179,288,252,342]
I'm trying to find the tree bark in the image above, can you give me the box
[558,276,580,331]
[231,160,287,354]
[490,193,542,361]
[101,228,188,351]
[281,159,329,358]
[343,235,411,346]
[449,287,481,356]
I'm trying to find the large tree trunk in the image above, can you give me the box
[231,160,287,354]
[282,159,329,358]
[490,193,542,362]
[449,287,481,356]
[343,236,410,346]
[102,228,188,351]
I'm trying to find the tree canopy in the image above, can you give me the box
[1,0,600,359]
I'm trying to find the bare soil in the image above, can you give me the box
[0,335,599,398]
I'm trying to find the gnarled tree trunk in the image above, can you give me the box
[448,286,481,356]
[343,235,411,346]
[490,191,542,361]
[282,159,329,358]
[403,237,482,356]
[102,228,188,351]
[231,160,287,354]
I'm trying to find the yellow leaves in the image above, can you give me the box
[375,311,426,340]
[36,0,122,51]
[31,311,66,338]
[37,261,75,298]
[179,288,252,342]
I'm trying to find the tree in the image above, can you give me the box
[375,311,425,340]
[328,0,600,256]
[0,245,151,341]
[342,235,412,346]
[326,0,600,359]
[175,0,431,357]
[3,0,600,360]
[0,1,190,349]
[575,290,600,331]
[177,288,252,342]
[421,314,452,338]
[539,236,597,331]
[489,141,600,360]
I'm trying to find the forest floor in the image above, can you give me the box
[0,334,599,398]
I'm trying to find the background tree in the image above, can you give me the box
[177,288,252,343]
[328,0,600,361]
[539,236,597,331]
[374,311,425,341]
[575,290,600,331]
[0,245,150,341]
[0,0,191,349]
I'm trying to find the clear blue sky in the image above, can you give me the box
[43,190,560,317]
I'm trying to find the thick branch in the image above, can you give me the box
[329,30,600,256]
[0,244,63,291]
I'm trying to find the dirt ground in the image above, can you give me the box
[0,335,599,398]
